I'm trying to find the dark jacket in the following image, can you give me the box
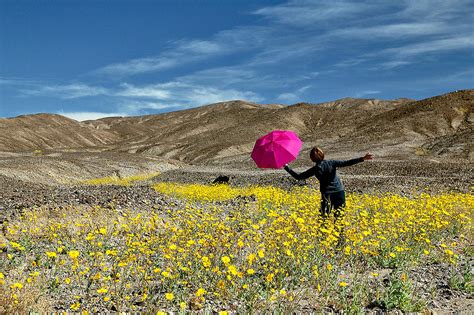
[284,157,364,193]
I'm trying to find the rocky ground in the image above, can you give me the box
[0,154,472,313]
[156,160,474,195]
[1,159,472,216]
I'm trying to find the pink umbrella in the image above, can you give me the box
[251,130,303,169]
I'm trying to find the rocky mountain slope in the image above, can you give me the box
[1,89,472,164]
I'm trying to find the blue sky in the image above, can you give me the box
[1,0,473,120]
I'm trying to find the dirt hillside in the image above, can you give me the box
[0,114,120,151]
[1,90,472,165]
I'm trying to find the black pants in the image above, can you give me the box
[320,191,346,218]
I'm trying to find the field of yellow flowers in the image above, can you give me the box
[0,180,472,313]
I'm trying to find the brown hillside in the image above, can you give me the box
[0,113,120,152]
[341,89,473,159]
[1,90,472,164]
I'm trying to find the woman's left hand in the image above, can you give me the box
[363,153,374,160]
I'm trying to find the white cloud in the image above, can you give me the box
[117,83,172,99]
[94,38,239,76]
[127,81,263,106]
[0,77,41,86]
[13,76,264,116]
[58,111,129,121]
[183,86,263,106]
[329,22,451,39]
[354,90,381,98]
[397,0,474,20]
[96,57,179,76]
[173,39,225,54]
[21,83,108,99]
[336,34,474,70]
[277,85,312,103]
[385,36,474,57]
[115,81,263,109]
[277,93,299,103]
[120,100,182,113]
[252,0,474,70]
[376,60,412,69]
[254,0,373,26]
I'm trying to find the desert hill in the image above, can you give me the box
[0,90,472,165]
[345,89,473,159]
[0,113,120,151]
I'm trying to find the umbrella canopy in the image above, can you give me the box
[251,130,303,169]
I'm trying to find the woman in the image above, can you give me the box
[284,147,373,218]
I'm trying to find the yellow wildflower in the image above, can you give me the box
[202,256,211,268]
[196,287,206,297]
[221,256,231,264]
[97,287,108,294]
[46,251,57,258]
[68,250,80,259]
[70,302,80,311]
[266,273,274,282]
[10,282,23,289]
[228,265,238,276]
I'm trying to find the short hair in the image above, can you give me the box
[310,147,324,161]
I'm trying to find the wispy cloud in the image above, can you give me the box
[58,111,129,121]
[119,100,182,113]
[354,90,381,98]
[116,83,172,99]
[96,57,179,77]
[277,93,299,103]
[93,29,267,77]
[161,82,263,106]
[383,36,474,58]
[253,0,374,27]
[21,83,109,99]
[328,22,452,39]
[375,61,412,70]
[116,83,263,114]
[119,81,263,108]
[277,85,312,103]
[253,0,474,70]
[94,39,231,76]
[15,76,263,113]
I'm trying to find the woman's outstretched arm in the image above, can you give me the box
[332,153,373,167]
[284,164,316,180]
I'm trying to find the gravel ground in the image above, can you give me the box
[155,160,474,195]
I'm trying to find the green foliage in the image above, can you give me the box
[449,268,473,294]
[380,273,424,312]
